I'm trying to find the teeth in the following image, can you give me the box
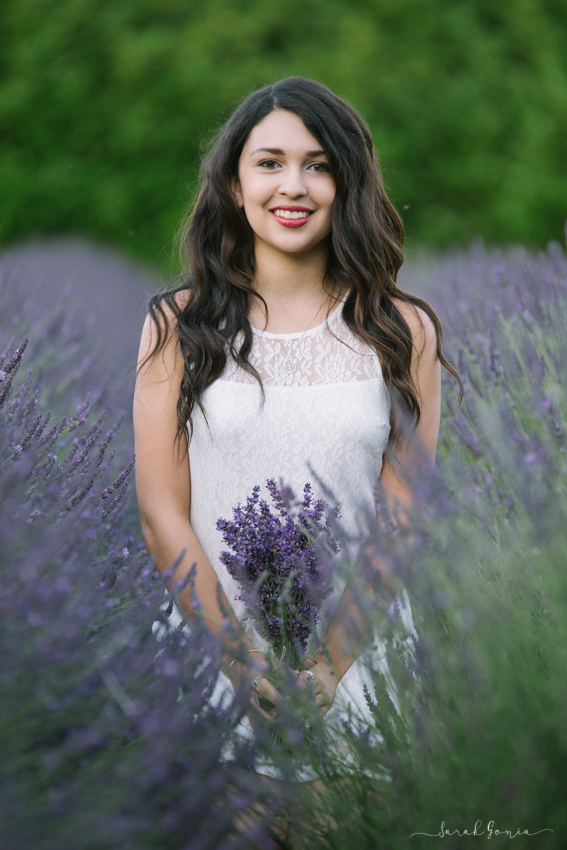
[273,209,311,219]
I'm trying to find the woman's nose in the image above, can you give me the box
[278,166,307,197]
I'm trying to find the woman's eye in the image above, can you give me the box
[258,159,280,169]
[309,162,331,173]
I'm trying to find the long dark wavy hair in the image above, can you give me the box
[143,76,461,452]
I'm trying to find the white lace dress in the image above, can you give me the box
[184,293,413,779]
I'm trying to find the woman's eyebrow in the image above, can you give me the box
[250,147,327,157]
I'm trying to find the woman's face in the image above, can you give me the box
[232,109,335,259]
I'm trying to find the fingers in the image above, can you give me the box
[255,676,282,706]
[295,668,316,690]
[247,684,278,727]
[251,696,275,722]
[246,695,273,729]
[296,667,335,706]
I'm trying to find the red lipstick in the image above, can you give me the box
[269,204,315,228]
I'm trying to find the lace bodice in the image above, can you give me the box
[187,293,391,651]
[221,294,383,386]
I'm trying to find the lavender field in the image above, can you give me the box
[1,236,566,849]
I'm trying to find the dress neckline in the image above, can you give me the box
[250,291,348,340]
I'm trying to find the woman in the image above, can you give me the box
[133,76,458,796]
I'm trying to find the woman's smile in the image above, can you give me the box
[269,204,315,227]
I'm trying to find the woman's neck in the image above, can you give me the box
[250,238,340,333]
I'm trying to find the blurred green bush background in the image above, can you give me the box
[1,0,566,275]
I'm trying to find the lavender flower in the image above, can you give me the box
[217,479,339,668]
[0,257,284,849]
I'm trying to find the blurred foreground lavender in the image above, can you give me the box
[1,236,567,849]
[308,239,567,849]
[0,251,286,850]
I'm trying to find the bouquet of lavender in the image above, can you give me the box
[216,479,340,671]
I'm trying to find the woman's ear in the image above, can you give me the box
[230,176,242,207]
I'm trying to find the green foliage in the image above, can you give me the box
[1,0,567,273]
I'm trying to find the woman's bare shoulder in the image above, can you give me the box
[147,287,191,328]
[137,287,191,376]
[392,296,437,359]
[139,287,191,344]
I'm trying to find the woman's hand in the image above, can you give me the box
[297,655,340,716]
[226,654,283,729]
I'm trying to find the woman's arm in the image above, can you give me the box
[305,303,441,711]
[378,299,441,512]
[134,305,231,633]
[133,303,280,710]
